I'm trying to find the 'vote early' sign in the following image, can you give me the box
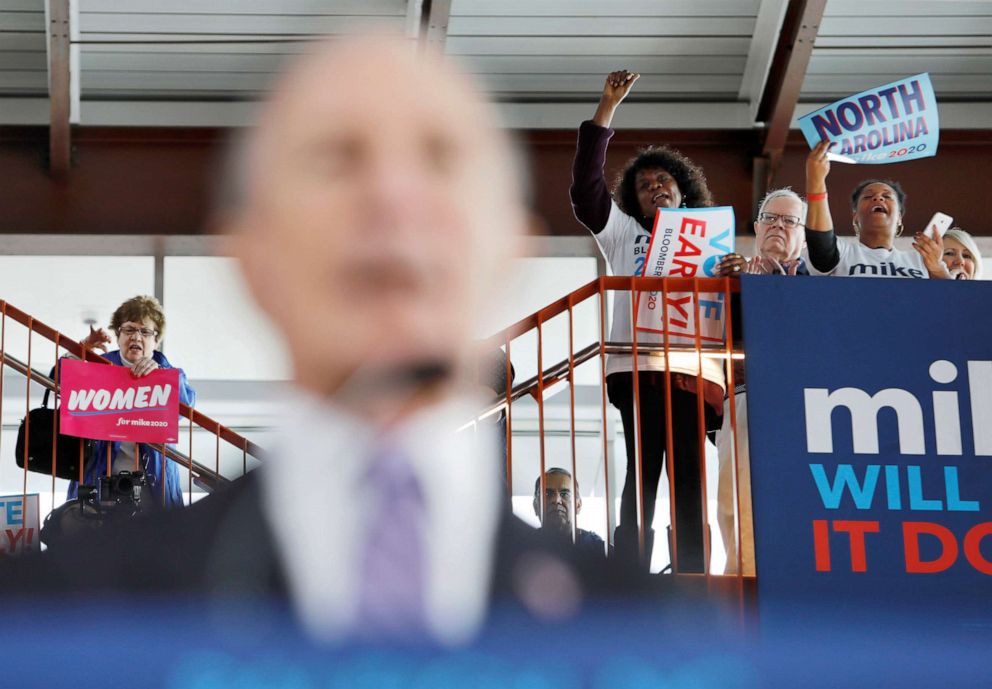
[59,359,180,443]
[0,494,39,555]
[634,206,734,345]
[798,73,939,165]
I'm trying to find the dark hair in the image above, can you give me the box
[615,145,715,228]
[849,179,906,215]
[533,467,575,498]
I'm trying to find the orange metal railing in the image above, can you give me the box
[478,276,747,581]
[0,299,265,528]
[3,277,749,583]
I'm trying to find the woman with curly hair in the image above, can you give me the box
[570,70,724,572]
[69,295,196,510]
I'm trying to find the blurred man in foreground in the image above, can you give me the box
[7,37,616,646]
[222,36,533,645]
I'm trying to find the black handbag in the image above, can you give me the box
[14,369,92,481]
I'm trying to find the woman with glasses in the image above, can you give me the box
[67,295,196,509]
[804,140,951,279]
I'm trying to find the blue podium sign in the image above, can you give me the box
[741,276,992,626]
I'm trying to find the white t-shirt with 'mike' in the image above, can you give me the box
[808,236,928,278]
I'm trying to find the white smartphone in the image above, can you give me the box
[927,212,953,239]
[826,151,857,164]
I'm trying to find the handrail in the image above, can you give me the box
[1,300,265,460]
[0,299,264,493]
[481,276,738,348]
[471,275,747,579]
[473,341,745,424]
[473,275,742,421]
[1,351,230,490]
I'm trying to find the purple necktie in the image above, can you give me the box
[354,447,427,639]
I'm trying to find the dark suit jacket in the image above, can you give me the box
[6,471,644,611]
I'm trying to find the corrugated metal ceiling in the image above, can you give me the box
[807,0,992,100]
[0,0,989,126]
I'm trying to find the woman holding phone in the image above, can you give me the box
[804,140,951,279]
[942,228,983,280]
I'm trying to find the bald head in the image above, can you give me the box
[226,38,525,411]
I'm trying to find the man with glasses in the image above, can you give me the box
[714,188,807,575]
[716,188,809,277]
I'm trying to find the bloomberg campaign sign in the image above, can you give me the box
[798,73,938,164]
[742,277,992,625]
[59,359,180,443]
[635,206,734,346]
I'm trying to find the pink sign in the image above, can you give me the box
[59,359,180,443]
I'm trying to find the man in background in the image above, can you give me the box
[534,468,605,558]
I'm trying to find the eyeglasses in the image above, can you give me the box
[758,212,803,229]
[119,326,158,338]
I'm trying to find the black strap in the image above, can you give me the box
[42,365,57,408]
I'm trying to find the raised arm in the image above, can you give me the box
[592,70,639,129]
[804,140,840,273]
[570,71,639,234]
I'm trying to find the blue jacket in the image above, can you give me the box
[66,350,196,509]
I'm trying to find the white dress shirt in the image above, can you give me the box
[260,387,502,646]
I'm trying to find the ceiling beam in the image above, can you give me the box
[45,0,72,177]
[738,0,790,123]
[405,0,425,38]
[4,98,988,130]
[755,0,827,189]
[421,0,452,52]
[758,0,827,166]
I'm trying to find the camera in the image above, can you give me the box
[40,471,147,550]
[97,470,145,508]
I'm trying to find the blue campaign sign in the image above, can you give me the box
[741,276,992,628]
[798,73,939,164]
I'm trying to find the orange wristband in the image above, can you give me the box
[806,192,827,202]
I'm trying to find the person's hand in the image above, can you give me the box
[780,259,802,276]
[601,70,639,106]
[806,139,833,193]
[714,252,747,277]
[592,70,639,128]
[130,356,160,378]
[913,229,951,279]
[81,325,111,353]
[745,256,803,275]
[744,256,780,275]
